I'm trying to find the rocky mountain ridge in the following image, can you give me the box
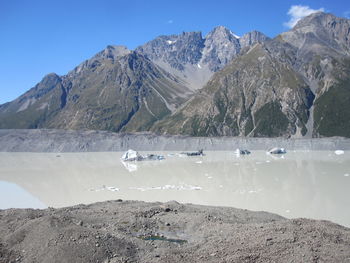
[136,27,268,90]
[0,12,349,137]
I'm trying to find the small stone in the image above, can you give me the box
[155,254,160,258]
[164,208,171,212]
[266,237,273,241]
[116,199,123,202]
[95,243,100,247]
[165,222,170,226]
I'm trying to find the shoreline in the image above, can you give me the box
[0,200,349,262]
[1,129,350,152]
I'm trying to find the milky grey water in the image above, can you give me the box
[0,151,349,227]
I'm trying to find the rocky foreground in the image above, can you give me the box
[0,200,349,263]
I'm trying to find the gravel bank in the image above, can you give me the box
[0,129,350,152]
[1,200,349,263]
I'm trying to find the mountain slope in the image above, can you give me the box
[152,44,313,137]
[271,12,350,137]
[0,46,192,132]
[152,12,350,138]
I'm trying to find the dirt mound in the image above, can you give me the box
[0,200,349,262]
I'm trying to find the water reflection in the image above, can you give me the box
[0,151,349,227]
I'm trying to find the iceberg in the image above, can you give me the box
[267,148,287,154]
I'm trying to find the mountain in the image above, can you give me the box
[136,27,269,90]
[152,43,313,137]
[0,46,192,132]
[1,13,349,138]
[152,12,350,138]
[272,12,350,137]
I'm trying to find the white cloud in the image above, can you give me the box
[284,5,325,28]
[167,20,173,24]
[344,10,350,19]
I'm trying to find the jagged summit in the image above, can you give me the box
[97,45,131,60]
[208,26,240,39]
[136,25,268,88]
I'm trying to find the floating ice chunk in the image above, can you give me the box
[344,174,349,177]
[285,210,290,213]
[129,184,202,191]
[121,149,142,161]
[189,185,202,190]
[235,149,251,156]
[121,149,164,162]
[163,184,176,190]
[207,176,213,179]
[197,63,202,69]
[335,150,345,155]
[166,40,176,44]
[266,160,271,163]
[219,185,223,188]
[196,161,203,164]
[267,147,286,154]
[106,186,119,192]
[89,185,120,192]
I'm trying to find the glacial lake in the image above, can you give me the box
[0,151,349,227]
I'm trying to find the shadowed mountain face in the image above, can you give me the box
[1,12,350,137]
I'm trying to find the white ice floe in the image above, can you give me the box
[235,149,251,156]
[121,149,164,162]
[197,63,202,69]
[344,174,349,177]
[121,149,142,161]
[106,186,119,192]
[335,150,345,155]
[237,188,262,194]
[267,147,287,154]
[129,184,202,191]
[89,185,120,192]
[166,40,176,44]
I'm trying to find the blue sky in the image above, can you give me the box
[0,0,349,104]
